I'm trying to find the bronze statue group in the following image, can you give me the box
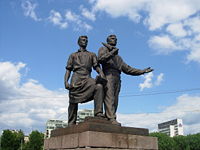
[64,35,153,126]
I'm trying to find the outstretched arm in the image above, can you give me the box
[122,62,153,76]
[143,67,154,73]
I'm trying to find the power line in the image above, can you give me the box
[122,109,200,114]
[119,88,200,97]
[2,88,200,100]
[52,109,200,120]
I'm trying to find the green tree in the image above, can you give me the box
[1,130,15,150]
[1,130,25,150]
[150,132,200,150]
[186,133,200,150]
[150,132,176,150]
[22,142,29,150]
[25,130,44,150]
[15,130,24,150]
[173,135,190,150]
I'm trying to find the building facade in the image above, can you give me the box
[158,118,184,137]
[77,109,94,123]
[45,110,94,138]
[45,119,67,138]
[24,136,29,143]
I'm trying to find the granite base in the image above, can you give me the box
[44,117,158,150]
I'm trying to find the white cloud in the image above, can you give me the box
[48,10,68,29]
[80,6,96,21]
[82,22,93,31]
[166,23,187,37]
[21,0,41,21]
[0,61,69,134]
[1,62,199,135]
[0,62,25,100]
[65,10,93,31]
[20,0,200,61]
[118,94,200,135]
[149,35,180,54]
[149,20,200,63]
[187,47,200,63]
[144,0,199,30]
[155,73,164,86]
[93,0,200,30]
[47,9,92,31]
[184,16,200,34]
[93,0,146,23]
[20,2,93,31]
[149,33,200,63]
[90,0,200,64]
[139,72,164,91]
[139,72,153,91]
[65,10,79,22]
[194,34,200,41]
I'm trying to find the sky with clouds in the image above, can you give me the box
[0,0,200,135]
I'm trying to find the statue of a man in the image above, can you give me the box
[65,35,105,126]
[98,35,153,126]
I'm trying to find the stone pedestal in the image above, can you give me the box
[44,117,158,150]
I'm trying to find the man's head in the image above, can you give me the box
[107,35,117,46]
[78,35,88,48]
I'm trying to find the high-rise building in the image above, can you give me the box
[45,110,94,138]
[45,119,67,138]
[158,118,184,137]
[77,109,94,123]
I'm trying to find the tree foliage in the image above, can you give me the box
[150,132,200,150]
[1,129,200,150]
[186,133,200,150]
[24,130,44,150]
[150,132,176,150]
[173,135,190,150]
[0,130,44,150]
[1,129,24,150]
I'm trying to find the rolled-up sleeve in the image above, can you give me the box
[66,54,73,71]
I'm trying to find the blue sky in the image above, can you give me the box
[1,0,200,135]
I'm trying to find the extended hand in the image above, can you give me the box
[143,67,154,73]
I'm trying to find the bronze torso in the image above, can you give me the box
[66,49,98,103]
